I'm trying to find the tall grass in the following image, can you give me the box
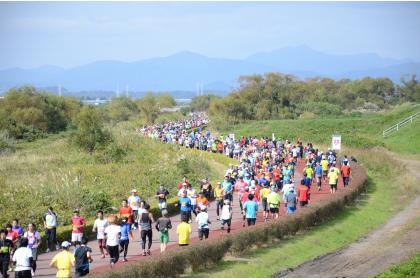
[0,124,224,231]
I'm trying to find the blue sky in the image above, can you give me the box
[1,1,419,69]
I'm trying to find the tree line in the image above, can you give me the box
[188,73,420,128]
[0,86,176,155]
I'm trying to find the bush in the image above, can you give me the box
[0,131,15,154]
[95,142,129,164]
[0,86,81,140]
[70,106,112,153]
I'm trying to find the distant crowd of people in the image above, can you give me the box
[0,112,353,278]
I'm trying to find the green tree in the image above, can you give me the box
[156,94,176,108]
[190,94,221,112]
[137,93,160,123]
[399,75,420,102]
[105,96,139,122]
[70,106,111,154]
[0,86,81,140]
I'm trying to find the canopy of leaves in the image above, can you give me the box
[190,94,221,112]
[207,72,418,127]
[104,96,139,123]
[70,106,112,153]
[136,93,160,124]
[0,86,81,140]
[156,94,176,108]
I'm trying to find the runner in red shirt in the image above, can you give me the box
[297,179,311,208]
[241,187,253,227]
[5,224,18,249]
[341,162,351,187]
[178,177,191,190]
[71,209,85,247]
[119,199,133,225]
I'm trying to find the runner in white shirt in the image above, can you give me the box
[128,189,141,229]
[12,238,33,278]
[177,183,187,197]
[187,186,198,216]
[23,223,41,277]
[92,210,109,259]
[104,215,121,268]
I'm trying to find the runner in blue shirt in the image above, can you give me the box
[177,190,192,223]
[222,176,233,202]
[243,193,258,226]
[119,218,131,262]
[315,162,323,191]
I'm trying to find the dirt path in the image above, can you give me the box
[277,151,420,278]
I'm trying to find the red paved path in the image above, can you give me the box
[31,159,346,278]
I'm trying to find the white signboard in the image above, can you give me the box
[332,134,341,150]
[272,133,275,141]
[229,133,235,140]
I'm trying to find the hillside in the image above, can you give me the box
[0,121,229,229]
[215,103,420,155]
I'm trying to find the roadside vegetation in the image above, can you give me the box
[378,253,420,278]
[186,73,420,128]
[0,86,221,231]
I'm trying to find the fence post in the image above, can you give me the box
[411,116,413,123]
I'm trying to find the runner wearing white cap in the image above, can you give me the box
[128,189,141,230]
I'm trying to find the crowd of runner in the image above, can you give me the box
[0,112,353,278]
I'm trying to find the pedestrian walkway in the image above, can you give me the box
[33,158,345,278]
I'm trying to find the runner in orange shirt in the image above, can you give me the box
[341,162,351,187]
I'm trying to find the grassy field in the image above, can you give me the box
[215,103,420,154]
[186,103,419,277]
[378,253,420,278]
[0,119,233,229]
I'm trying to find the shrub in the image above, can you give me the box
[70,106,112,153]
[94,142,129,164]
[0,86,81,140]
[0,131,15,154]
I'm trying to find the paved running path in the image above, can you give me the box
[31,159,345,278]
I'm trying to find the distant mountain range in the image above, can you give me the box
[1,46,419,97]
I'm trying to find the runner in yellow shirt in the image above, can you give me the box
[304,164,314,180]
[49,241,75,278]
[328,164,340,194]
[176,216,192,246]
[267,186,281,219]
[320,156,329,182]
[259,185,272,222]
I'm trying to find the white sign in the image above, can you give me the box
[332,135,341,150]
[229,133,235,140]
[272,133,275,141]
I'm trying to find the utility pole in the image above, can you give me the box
[58,84,62,97]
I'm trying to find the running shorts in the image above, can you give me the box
[159,231,169,243]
